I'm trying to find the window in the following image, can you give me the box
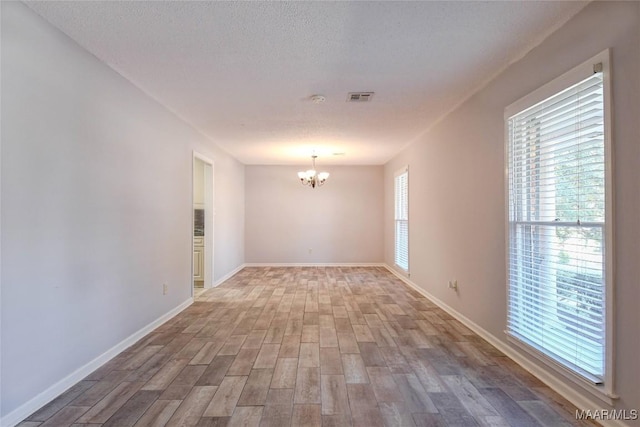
[394,167,409,272]
[505,51,612,389]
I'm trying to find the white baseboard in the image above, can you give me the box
[383,264,626,427]
[212,264,246,287]
[1,298,194,427]
[243,262,386,267]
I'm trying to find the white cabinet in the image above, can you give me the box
[193,236,204,282]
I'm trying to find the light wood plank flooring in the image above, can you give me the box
[20,267,597,427]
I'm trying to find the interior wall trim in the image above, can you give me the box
[383,264,627,427]
[213,264,246,287]
[1,298,194,427]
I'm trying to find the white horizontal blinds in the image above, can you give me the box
[395,168,409,271]
[507,71,606,382]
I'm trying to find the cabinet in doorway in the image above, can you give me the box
[194,236,204,282]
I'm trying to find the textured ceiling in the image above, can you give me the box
[25,1,587,165]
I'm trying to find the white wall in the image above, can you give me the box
[0,1,244,420]
[212,155,244,280]
[245,165,383,264]
[385,0,639,420]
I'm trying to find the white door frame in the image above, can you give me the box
[192,152,215,295]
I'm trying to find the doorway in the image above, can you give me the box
[193,153,214,295]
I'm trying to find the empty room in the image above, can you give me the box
[1,1,639,427]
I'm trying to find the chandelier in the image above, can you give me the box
[297,155,329,188]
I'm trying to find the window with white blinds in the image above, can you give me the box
[506,53,611,385]
[394,167,409,272]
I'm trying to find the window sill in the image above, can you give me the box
[505,332,617,406]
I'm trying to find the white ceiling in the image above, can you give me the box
[25,1,587,165]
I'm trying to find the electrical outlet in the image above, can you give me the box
[163,283,168,295]
[308,248,313,254]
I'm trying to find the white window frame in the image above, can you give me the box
[394,166,409,273]
[504,49,615,403]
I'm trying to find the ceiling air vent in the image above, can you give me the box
[347,92,374,102]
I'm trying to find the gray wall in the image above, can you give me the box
[385,0,639,418]
[1,1,244,417]
[245,165,383,264]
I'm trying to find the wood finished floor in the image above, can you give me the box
[20,267,598,427]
